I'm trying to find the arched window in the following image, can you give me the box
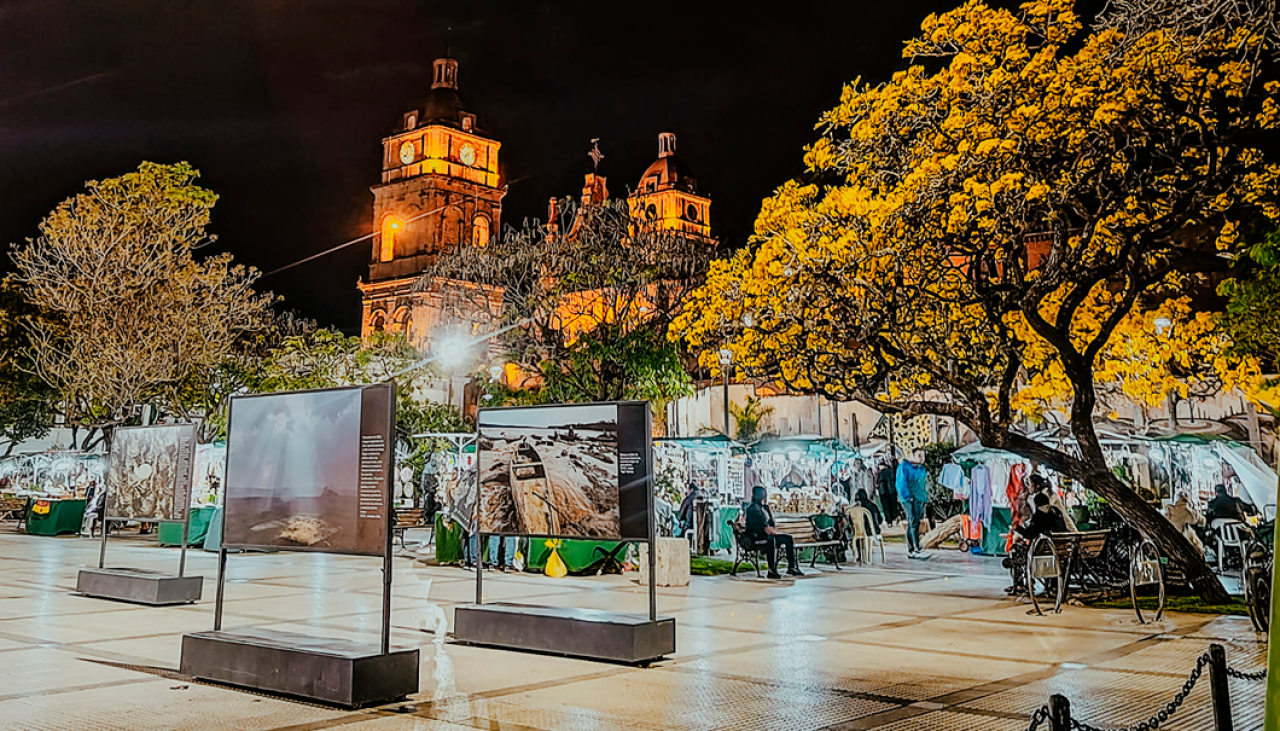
[472,215,490,247]
[686,203,698,221]
[370,312,386,333]
[379,216,398,262]
[443,207,464,248]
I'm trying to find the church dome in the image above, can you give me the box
[401,57,481,133]
[635,133,698,194]
[419,86,472,127]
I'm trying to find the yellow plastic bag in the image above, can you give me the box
[544,540,567,578]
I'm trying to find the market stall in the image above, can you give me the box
[654,435,871,558]
[654,436,747,551]
[0,452,105,536]
[419,433,476,565]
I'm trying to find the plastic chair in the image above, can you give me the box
[1213,519,1247,573]
[847,506,885,564]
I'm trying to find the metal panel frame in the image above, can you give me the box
[212,382,397,657]
[473,401,657,622]
[98,423,199,580]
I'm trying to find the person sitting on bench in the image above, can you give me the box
[745,486,803,579]
[1016,493,1068,541]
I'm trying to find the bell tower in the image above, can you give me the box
[358,56,504,341]
[628,132,712,241]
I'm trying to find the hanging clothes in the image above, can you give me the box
[1005,463,1029,553]
[940,463,968,499]
[970,464,993,528]
[989,458,1011,508]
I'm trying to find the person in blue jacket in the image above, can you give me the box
[896,449,930,559]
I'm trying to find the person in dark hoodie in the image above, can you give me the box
[854,488,883,535]
[1016,492,1069,541]
[745,486,802,579]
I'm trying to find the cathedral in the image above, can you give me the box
[357,56,714,352]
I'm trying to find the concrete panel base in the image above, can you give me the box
[76,567,203,605]
[180,628,419,708]
[453,603,675,664]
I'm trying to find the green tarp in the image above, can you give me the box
[24,498,84,536]
[157,506,216,547]
[524,539,625,574]
[979,506,1012,557]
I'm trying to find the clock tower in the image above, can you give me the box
[358,56,504,341]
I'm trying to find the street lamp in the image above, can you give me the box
[718,348,734,439]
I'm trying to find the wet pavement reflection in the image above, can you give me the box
[0,527,1265,730]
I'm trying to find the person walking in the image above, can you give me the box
[896,450,930,559]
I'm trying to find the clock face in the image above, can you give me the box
[398,141,415,165]
[459,143,477,167]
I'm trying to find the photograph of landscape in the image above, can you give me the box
[222,388,368,554]
[478,403,620,539]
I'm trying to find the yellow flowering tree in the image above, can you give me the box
[673,0,1278,602]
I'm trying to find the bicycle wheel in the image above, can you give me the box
[1246,566,1270,633]
[1129,539,1164,624]
[1026,535,1063,616]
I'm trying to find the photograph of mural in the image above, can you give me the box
[222,385,391,555]
[105,424,196,522]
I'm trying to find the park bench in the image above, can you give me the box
[391,507,431,550]
[728,513,843,577]
[1013,527,1163,619]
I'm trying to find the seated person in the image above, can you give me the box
[745,486,803,579]
[678,482,704,536]
[1003,494,1067,595]
[1016,493,1069,541]
[1206,484,1256,525]
[1165,493,1206,554]
[854,488,883,535]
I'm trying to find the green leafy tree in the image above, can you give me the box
[1220,226,1280,371]
[729,396,775,442]
[249,327,469,497]
[0,278,57,455]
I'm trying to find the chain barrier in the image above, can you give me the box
[1226,665,1266,681]
[1027,645,1265,731]
[1017,652,1209,731]
[1025,705,1050,730]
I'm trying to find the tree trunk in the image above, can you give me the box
[1083,468,1231,604]
[985,409,1231,603]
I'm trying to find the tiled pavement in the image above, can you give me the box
[0,528,1266,730]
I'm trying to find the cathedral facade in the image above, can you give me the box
[358,56,713,353]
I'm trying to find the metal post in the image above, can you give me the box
[648,404,657,623]
[474,430,483,607]
[381,380,397,656]
[1209,643,1232,731]
[214,547,227,631]
[98,510,109,569]
[722,373,730,438]
[1049,694,1071,731]
[98,479,110,569]
[178,515,190,578]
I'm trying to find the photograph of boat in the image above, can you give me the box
[478,403,620,538]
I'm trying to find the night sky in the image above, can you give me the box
[2,0,1036,332]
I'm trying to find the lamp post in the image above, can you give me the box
[718,348,733,439]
